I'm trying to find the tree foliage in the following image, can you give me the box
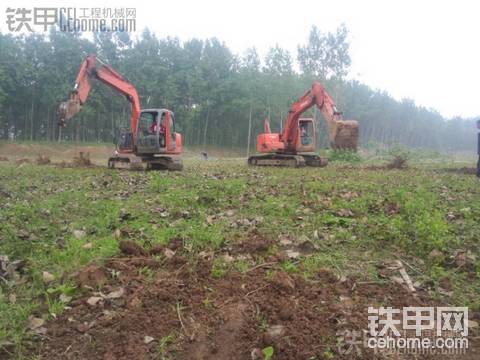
[0,26,476,152]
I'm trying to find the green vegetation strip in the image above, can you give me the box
[0,158,479,358]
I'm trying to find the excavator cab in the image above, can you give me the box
[297,118,316,152]
[134,109,181,156]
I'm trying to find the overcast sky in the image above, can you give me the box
[2,0,479,118]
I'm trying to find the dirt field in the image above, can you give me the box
[38,240,431,360]
[0,143,479,359]
[0,142,245,165]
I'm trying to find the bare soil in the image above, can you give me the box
[32,236,478,360]
[0,143,114,164]
[0,142,245,166]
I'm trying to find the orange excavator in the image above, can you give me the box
[58,55,182,170]
[248,81,359,167]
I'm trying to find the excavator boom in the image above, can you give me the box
[58,55,140,136]
[248,81,359,167]
[282,81,358,151]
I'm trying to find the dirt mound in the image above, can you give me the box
[15,158,31,165]
[229,230,274,255]
[34,242,440,360]
[119,240,148,257]
[55,152,99,169]
[0,156,8,161]
[72,152,93,167]
[35,154,51,165]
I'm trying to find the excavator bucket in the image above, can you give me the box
[58,97,81,127]
[327,120,359,151]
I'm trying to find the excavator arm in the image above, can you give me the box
[58,55,141,136]
[282,81,358,151]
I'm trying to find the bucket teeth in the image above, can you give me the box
[58,99,82,126]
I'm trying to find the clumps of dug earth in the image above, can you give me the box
[35,154,51,165]
[33,236,432,360]
[72,151,93,167]
[58,152,95,168]
[0,152,97,168]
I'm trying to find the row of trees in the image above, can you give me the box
[0,25,477,151]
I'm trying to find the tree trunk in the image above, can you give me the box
[203,100,210,151]
[46,106,50,141]
[247,102,253,157]
[30,95,34,141]
[24,108,28,140]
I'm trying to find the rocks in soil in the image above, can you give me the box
[35,154,51,165]
[250,348,263,360]
[284,249,300,259]
[119,240,147,256]
[119,208,132,221]
[149,244,164,255]
[428,249,444,262]
[270,272,295,293]
[335,209,354,217]
[86,296,103,306]
[279,304,294,321]
[73,229,87,239]
[144,336,154,344]
[28,316,45,330]
[76,322,90,333]
[75,264,107,288]
[59,294,72,303]
[167,237,183,251]
[37,254,431,360]
[453,249,476,269]
[263,325,285,345]
[164,248,175,259]
[106,288,125,299]
[0,255,24,281]
[42,271,55,283]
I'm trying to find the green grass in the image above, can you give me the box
[0,157,479,358]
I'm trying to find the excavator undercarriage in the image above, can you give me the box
[247,153,328,168]
[107,153,183,171]
[248,81,359,168]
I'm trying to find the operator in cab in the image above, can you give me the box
[148,113,167,147]
[149,116,158,134]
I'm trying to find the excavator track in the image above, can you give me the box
[247,154,328,168]
[107,155,183,171]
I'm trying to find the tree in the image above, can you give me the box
[264,45,293,76]
[0,25,475,152]
[242,47,261,72]
[297,24,351,79]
